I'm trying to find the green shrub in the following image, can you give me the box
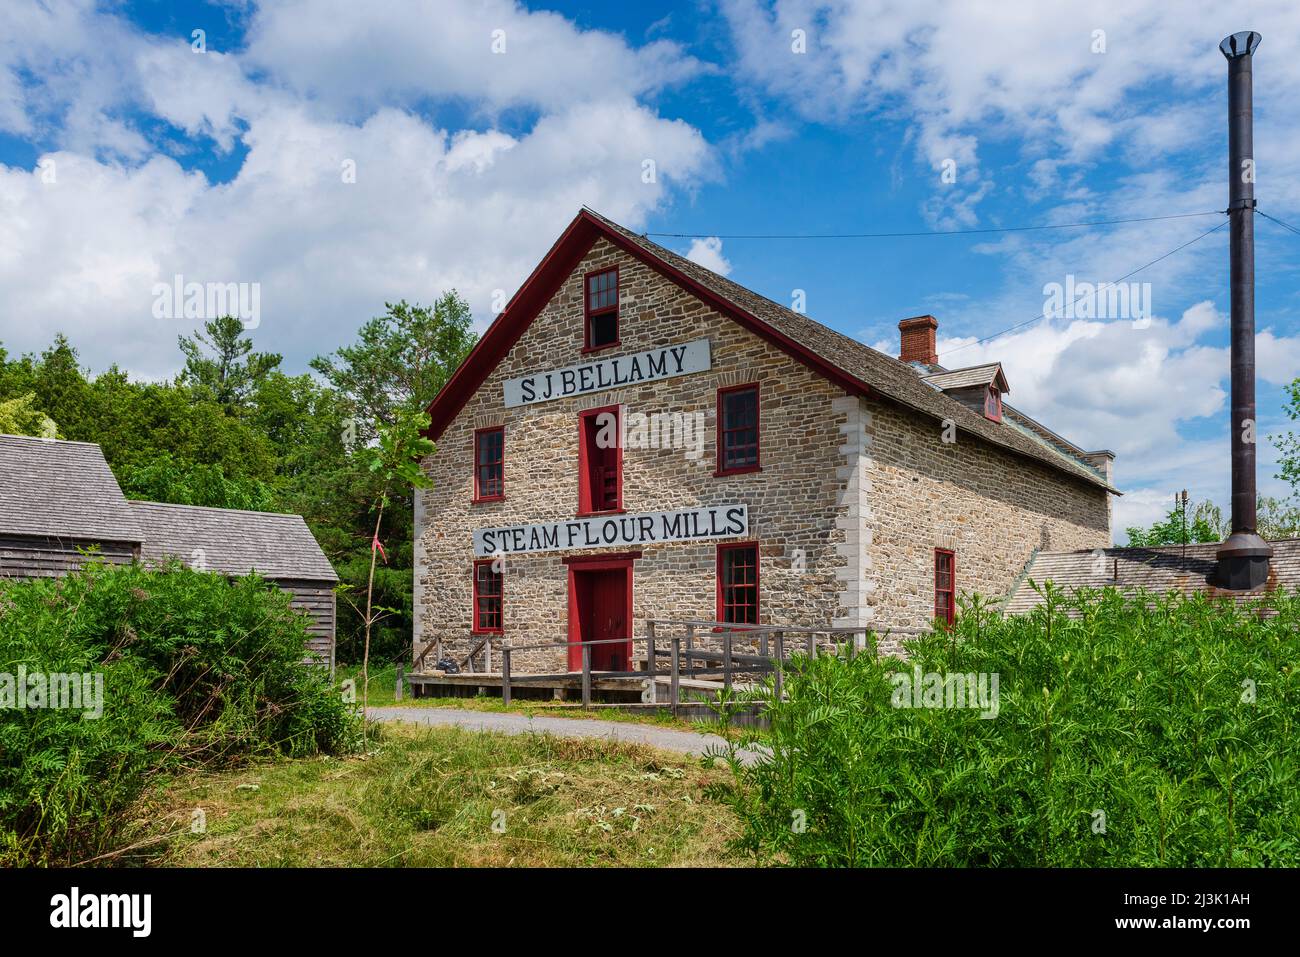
[0,559,360,866]
[717,587,1300,866]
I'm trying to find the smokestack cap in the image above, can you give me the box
[1220,31,1261,59]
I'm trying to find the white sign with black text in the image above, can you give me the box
[502,338,711,408]
[473,504,748,558]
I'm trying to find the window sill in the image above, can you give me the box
[714,465,763,478]
[472,495,506,505]
[581,340,621,355]
[471,630,503,637]
[577,507,625,518]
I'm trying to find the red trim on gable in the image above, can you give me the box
[423,209,874,442]
[423,213,600,441]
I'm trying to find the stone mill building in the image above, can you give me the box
[412,208,1118,674]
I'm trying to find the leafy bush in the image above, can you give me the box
[0,560,360,866]
[717,587,1300,866]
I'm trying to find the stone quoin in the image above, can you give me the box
[413,209,1117,673]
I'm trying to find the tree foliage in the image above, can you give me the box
[310,294,474,442]
[0,296,473,666]
[0,392,55,438]
[178,315,282,414]
[1124,500,1223,547]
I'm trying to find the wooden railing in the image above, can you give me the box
[498,619,928,714]
[413,633,496,674]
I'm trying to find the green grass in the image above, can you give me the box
[129,723,741,867]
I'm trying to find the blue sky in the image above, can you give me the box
[3,0,1300,537]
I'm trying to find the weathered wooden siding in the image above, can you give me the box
[278,578,337,671]
[0,535,137,579]
[0,537,335,671]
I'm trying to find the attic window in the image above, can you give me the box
[584,267,619,351]
[984,387,1002,422]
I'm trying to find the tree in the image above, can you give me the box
[116,454,275,511]
[307,294,474,666]
[178,316,282,414]
[1124,499,1223,547]
[344,405,434,729]
[1257,496,1300,540]
[310,294,475,443]
[1276,378,1300,491]
[0,393,56,438]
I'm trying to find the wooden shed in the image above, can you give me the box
[130,501,339,669]
[0,434,143,578]
[0,433,337,668]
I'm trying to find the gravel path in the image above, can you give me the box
[368,706,765,766]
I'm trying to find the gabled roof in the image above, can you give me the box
[1003,540,1300,613]
[923,362,1010,394]
[0,434,145,543]
[130,501,338,582]
[425,208,1117,493]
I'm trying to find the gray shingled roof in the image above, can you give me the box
[923,363,1009,393]
[590,212,1117,493]
[0,434,145,543]
[1003,540,1300,613]
[130,501,338,582]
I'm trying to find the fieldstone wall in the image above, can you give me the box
[861,395,1112,642]
[413,237,1115,673]
[415,238,850,673]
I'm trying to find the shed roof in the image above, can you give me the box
[0,434,145,543]
[425,209,1117,493]
[130,501,338,582]
[1003,540,1300,613]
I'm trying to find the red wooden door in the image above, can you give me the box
[589,570,628,671]
[579,566,629,670]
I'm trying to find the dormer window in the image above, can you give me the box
[584,267,619,351]
[984,387,1002,422]
[920,362,1010,422]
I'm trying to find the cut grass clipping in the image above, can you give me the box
[135,723,740,867]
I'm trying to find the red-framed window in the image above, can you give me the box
[472,559,503,633]
[984,387,1002,422]
[716,383,760,475]
[473,427,505,501]
[583,267,619,352]
[934,549,956,625]
[578,405,622,514]
[717,542,759,626]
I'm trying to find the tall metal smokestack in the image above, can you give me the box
[1216,30,1272,590]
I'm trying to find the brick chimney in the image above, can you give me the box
[899,315,939,365]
